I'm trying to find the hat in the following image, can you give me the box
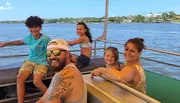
[47,39,69,51]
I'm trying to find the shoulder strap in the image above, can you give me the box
[134,64,146,94]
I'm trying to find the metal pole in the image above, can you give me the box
[94,40,97,58]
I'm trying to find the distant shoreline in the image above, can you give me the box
[0,22,180,24]
[1,11,180,24]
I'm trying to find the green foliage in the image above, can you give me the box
[132,15,145,22]
[109,17,123,23]
[162,12,169,21]
[169,11,176,18]
[0,11,179,24]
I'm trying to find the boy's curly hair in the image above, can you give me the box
[25,16,44,28]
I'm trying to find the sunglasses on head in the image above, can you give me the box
[46,50,66,57]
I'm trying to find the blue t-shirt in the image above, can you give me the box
[23,34,50,65]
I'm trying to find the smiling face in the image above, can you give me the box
[76,24,87,36]
[28,26,42,37]
[104,50,116,65]
[47,43,67,72]
[124,42,142,63]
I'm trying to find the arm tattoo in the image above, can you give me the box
[48,71,74,102]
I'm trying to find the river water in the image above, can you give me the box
[0,23,180,80]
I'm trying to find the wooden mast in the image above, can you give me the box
[95,0,109,40]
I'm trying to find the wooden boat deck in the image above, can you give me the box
[0,58,106,87]
[0,58,106,102]
[0,58,159,103]
[83,74,146,103]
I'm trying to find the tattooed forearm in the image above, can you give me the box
[48,73,74,102]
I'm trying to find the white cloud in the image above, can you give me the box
[6,2,11,6]
[0,6,7,10]
[0,2,14,11]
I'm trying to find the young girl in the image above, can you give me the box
[91,46,120,76]
[91,38,146,94]
[67,22,93,68]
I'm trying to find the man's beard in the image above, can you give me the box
[48,58,66,72]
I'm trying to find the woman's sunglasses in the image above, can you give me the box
[46,50,66,57]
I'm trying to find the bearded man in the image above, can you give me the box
[37,39,87,103]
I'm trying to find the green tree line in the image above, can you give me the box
[0,11,179,24]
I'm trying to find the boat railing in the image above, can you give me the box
[0,39,179,69]
[0,48,104,58]
[94,39,180,68]
[0,48,92,58]
[1,39,180,69]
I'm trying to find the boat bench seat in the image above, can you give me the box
[0,58,106,87]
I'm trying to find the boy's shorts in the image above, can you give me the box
[19,60,48,77]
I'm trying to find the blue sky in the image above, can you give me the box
[0,0,180,21]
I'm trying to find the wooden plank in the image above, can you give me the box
[83,74,146,103]
[0,58,105,87]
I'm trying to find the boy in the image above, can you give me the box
[0,16,50,103]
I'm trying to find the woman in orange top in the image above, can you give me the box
[91,38,146,94]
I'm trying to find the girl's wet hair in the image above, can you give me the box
[104,46,119,63]
[77,22,93,43]
[125,38,146,52]
[25,16,44,28]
